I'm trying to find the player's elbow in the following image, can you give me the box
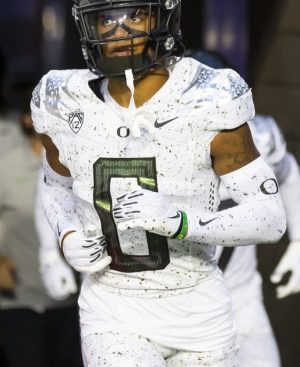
[259,201,286,244]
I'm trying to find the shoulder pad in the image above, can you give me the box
[43,70,77,120]
[31,73,48,134]
[182,63,249,104]
[182,60,254,131]
[31,69,94,134]
[31,78,43,109]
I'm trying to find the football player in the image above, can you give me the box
[31,1,286,366]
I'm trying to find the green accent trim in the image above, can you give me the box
[139,177,155,187]
[176,211,188,240]
[95,199,111,212]
[93,157,170,272]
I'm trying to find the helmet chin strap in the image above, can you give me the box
[125,69,136,110]
[125,68,156,138]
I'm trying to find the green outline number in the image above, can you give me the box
[93,158,170,272]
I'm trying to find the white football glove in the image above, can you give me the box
[113,189,182,237]
[270,241,300,298]
[61,226,112,274]
[40,249,78,301]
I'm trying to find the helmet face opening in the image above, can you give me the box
[85,6,156,41]
[73,0,183,78]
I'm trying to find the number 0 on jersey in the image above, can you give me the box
[93,158,170,272]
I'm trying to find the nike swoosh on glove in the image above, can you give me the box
[113,188,182,237]
[61,227,112,274]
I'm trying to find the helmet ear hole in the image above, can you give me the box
[72,0,184,78]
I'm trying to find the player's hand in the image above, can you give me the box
[61,227,112,274]
[40,249,78,301]
[270,241,300,298]
[113,189,182,237]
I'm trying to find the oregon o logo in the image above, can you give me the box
[260,178,279,195]
[117,126,130,138]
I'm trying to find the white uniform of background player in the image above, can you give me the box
[188,50,300,367]
[31,1,286,366]
[217,114,300,366]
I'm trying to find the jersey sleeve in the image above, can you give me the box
[31,69,77,137]
[208,68,255,131]
[184,64,255,132]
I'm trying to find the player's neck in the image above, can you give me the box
[107,67,169,108]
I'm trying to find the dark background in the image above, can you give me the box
[0,0,281,95]
[0,1,300,366]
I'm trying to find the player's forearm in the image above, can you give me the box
[35,170,61,252]
[41,156,81,242]
[186,157,286,246]
[279,153,300,241]
[186,199,285,246]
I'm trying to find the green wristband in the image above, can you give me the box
[176,211,188,240]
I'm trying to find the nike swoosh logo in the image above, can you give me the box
[169,212,181,219]
[154,117,178,128]
[199,217,217,226]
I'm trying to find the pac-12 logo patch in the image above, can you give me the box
[68,111,84,134]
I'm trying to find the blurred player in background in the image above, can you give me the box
[189,49,300,367]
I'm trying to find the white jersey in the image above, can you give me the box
[217,114,288,306]
[32,57,254,297]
